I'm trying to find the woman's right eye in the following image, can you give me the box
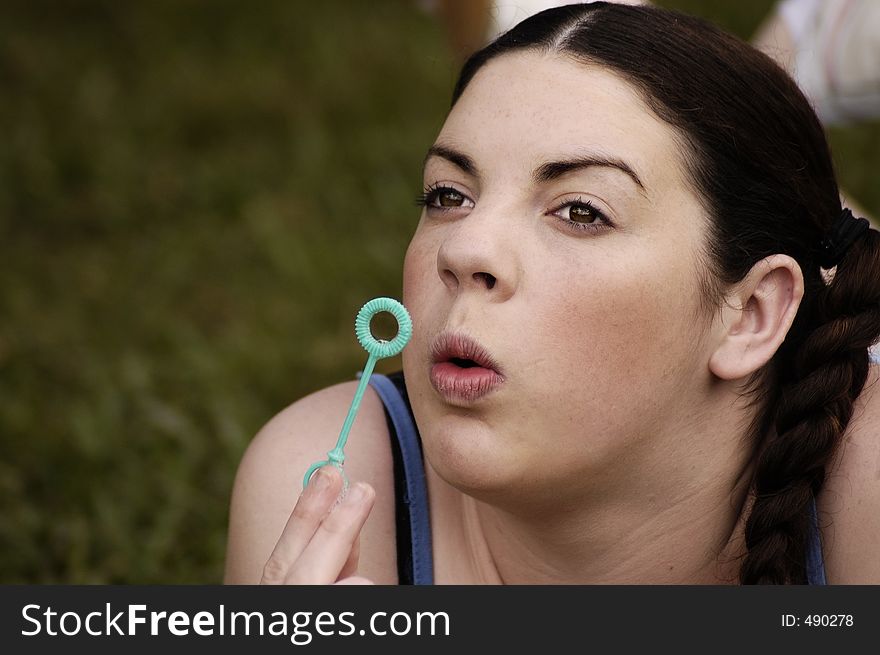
[416,184,474,211]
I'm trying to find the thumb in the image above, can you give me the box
[335,576,374,585]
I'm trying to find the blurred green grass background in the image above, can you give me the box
[1,1,877,583]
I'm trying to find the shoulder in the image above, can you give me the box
[223,379,399,584]
[818,363,880,583]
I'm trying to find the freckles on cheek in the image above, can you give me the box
[402,237,442,345]
[402,239,433,298]
[549,276,682,378]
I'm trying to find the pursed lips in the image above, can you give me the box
[429,331,505,402]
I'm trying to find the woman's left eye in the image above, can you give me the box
[551,199,612,232]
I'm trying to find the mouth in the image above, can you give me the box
[429,332,505,403]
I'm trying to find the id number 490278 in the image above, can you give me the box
[781,614,854,627]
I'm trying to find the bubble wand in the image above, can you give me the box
[302,297,412,489]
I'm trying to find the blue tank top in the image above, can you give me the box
[368,372,434,584]
[368,371,828,585]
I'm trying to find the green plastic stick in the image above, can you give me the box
[302,297,412,489]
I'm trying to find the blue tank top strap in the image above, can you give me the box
[805,495,826,585]
[368,373,434,585]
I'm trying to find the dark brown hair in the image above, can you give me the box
[451,2,880,583]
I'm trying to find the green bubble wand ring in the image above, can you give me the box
[302,297,412,490]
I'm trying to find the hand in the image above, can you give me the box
[260,465,376,585]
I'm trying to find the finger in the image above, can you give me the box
[337,534,361,581]
[335,576,374,585]
[283,481,375,584]
[260,466,344,585]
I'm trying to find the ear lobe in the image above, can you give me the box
[708,255,805,381]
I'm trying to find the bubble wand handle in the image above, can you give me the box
[302,297,412,489]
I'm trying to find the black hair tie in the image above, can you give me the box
[818,208,870,269]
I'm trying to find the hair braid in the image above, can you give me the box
[741,230,880,584]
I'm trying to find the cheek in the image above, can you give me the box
[403,218,440,282]
[535,256,705,415]
[401,233,438,370]
[402,236,428,299]
[402,234,435,326]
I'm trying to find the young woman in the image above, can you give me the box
[224,2,880,585]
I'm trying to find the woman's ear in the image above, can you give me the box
[708,255,805,380]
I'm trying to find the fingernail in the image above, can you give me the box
[343,483,367,506]
[312,468,331,492]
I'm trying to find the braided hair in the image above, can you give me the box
[451,2,880,583]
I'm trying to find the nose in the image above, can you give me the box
[435,206,519,301]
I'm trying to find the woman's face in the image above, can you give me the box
[402,52,717,500]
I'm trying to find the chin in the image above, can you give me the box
[419,414,529,498]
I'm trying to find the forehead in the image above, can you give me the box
[439,51,689,192]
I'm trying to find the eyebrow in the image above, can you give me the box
[424,144,646,193]
[424,145,479,179]
[534,154,645,192]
